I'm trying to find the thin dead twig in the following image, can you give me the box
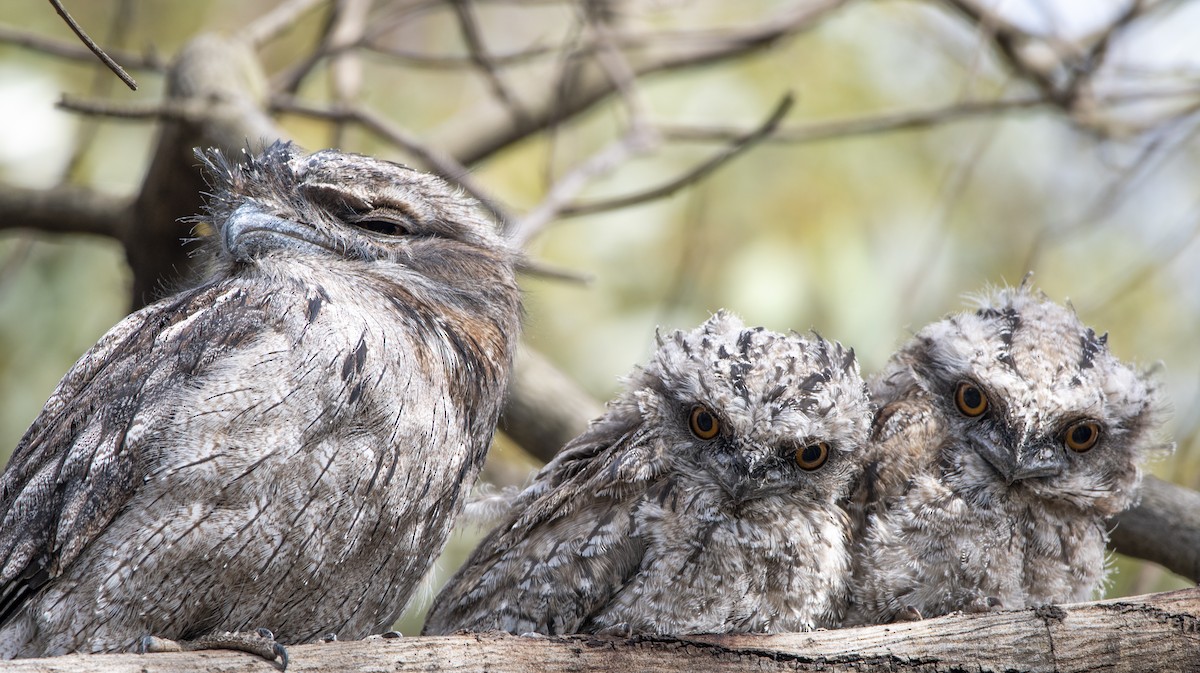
[508,123,657,247]
[939,0,1061,103]
[661,95,1047,144]
[582,1,651,132]
[237,0,331,49]
[560,93,794,218]
[57,94,203,121]
[273,97,512,227]
[448,0,849,166]
[515,258,593,284]
[0,23,163,71]
[47,0,138,90]
[450,0,530,124]
[271,0,442,94]
[62,0,136,182]
[326,0,374,147]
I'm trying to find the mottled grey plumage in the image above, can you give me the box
[844,286,1168,625]
[423,312,872,636]
[0,142,521,657]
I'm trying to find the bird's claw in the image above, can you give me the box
[139,628,289,670]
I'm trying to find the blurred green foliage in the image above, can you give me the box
[1,0,1196,635]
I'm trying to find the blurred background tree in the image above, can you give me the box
[0,0,1197,636]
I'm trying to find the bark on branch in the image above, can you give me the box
[3,588,1198,672]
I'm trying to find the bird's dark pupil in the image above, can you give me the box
[802,445,822,463]
[1072,425,1093,444]
[696,412,714,433]
[963,387,982,408]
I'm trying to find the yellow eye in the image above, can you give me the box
[1064,420,1101,452]
[796,442,829,471]
[954,381,988,417]
[689,406,720,440]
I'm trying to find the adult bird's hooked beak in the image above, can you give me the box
[222,202,324,262]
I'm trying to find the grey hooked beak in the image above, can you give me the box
[222,203,317,261]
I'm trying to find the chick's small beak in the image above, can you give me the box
[974,436,1066,485]
[1009,440,1067,483]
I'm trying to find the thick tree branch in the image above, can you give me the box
[3,588,1198,671]
[500,345,604,464]
[1111,475,1200,582]
[0,183,131,239]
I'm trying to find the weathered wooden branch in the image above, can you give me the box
[4,588,1199,672]
[1111,475,1200,583]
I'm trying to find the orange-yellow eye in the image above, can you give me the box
[689,406,720,440]
[954,381,988,417]
[1064,420,1101,452]
[796,442,829,471]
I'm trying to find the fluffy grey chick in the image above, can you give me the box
[844,285,1168,625]
[0,142,521,659]
[423,311,872,636]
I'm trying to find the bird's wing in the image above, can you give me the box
[0,283,268,626]
[423,411,662,636]
[844,390,946,541]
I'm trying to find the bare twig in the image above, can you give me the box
[272,97,513,228]
[509,93,791,246]
[62,0,136,182]
[272,1,441,94]
[237,0,331,49]
[0,23,163,71]
[1063,0,1147,109]
[47,0,138,90]
[447,0,850,165]
[450,0,529,124]
[582,2,651,132]
[1022,106,1200,272]
[326,0,374,147]
[362,40,556,69]
[939,0,1061,104]
[513,258,592,284]
[509,126,656,246]
[57,95,203,121]
[560,93,794,218]
[662,95,1046,144]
